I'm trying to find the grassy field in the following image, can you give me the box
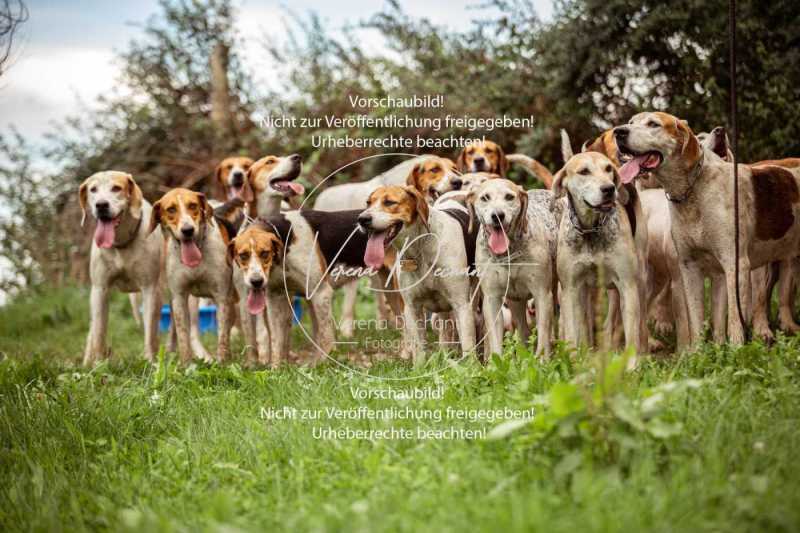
[1,286,800,532]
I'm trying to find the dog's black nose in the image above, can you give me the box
[95,200,109,211]
[289,154,301,163]
[358,213,372,228]
[451,178,463,190]
[492,211,505,223]
[231,171,244,186]
[250,277,264,289]
[614,127,629,140]
[601,184,616,198]
[181,225,195,238]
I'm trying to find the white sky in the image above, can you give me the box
[0,0,554,144]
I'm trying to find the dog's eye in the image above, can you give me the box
[90,186,98,193]
[647,121,659,128]
[579,168,591,175]
[383,199,397,207]
[187,203,198,211]
[486,148,494,154]
[480,194,490,202]
[239,252,250,262]
[111,185,122,193]
[166,206,177,215]
[504,193,514,201]
[259,251,270,260]
[605,165,613,173]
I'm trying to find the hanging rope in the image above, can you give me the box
[730,0,747,333]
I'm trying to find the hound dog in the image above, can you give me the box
[469,178,557,356]
[247,153,305,218]
[214,156,255,203]
[227,223,283,366]
[323,156,459,338]
[457,141,554,188]
[80,171,163,365]
[149,188,236,363]
[614,111,800,346]
[553,152,644,352]
[359,185,477,363]
[253,209,397,365]
[580,128,650,349]
[434,172,498,212]
[697,128,800,340]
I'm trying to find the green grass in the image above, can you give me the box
[1,287,800,531]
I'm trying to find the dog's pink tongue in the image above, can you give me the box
[180,241,203,268]
[364,232,386,269]
[488,227,509,255]
[228,186,243,200]
[246,290,266,315]
[94,220,116,248]
[287,182,305,195]
[618,157,643,184]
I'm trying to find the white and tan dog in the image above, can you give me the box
[615,111,800,345]
[469,178,557,356]
[214,156,255,203]
[359,185,477,363]
[149,188,235,363]
[553,152,643,352]
[80,171,163,365]
[227,223,283,366]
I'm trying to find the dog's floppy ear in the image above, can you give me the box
[267,232,284,261]
[496,144,509,177]
[148,200,162,234]
[406,163,423,192]
[551,168,567,199]
[466,190,478,233]
[404,186,430,231]
[126,174,143,220]
[610,166,631,205]
[214,162,227,201]
[241,162,255,203]
[676,119,700,159]
[78,178,91,227]
[197,192,213,221]
[226,239,237,265]
[456,147,469,173]
[513,185,529,236]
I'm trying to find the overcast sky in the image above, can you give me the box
[0,0,554,144]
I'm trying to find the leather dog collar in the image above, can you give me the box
[666,150,705,204]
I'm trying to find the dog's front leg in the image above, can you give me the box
[172,293,192,364]
[215,298,232,363]
[255,312,271,365]
[83,284,109,366]
[725,255,751,345]
[482,294,504,358]
[604,289,622,350]
[309,283,335,363]
[188,297,212,362]
[561,285,583,350]
[141,285,161,362]
[401,300,425,364]
[710,273,727,343]
[237,296,258,365]
[618,280,642,353]
[678,260,706,347]
[339,280,358,338]
[532,282,554,357]
[267,291,292,368]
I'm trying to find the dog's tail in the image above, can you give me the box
[507,154,554,189]
[560,129,574,162]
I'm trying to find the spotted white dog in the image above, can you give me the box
[469,178,557,356]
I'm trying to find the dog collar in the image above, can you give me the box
[567,194,609,236]
[112,215,143,249]
[666,150,704,203]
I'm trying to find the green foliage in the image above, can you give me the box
[2,287,800,530]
